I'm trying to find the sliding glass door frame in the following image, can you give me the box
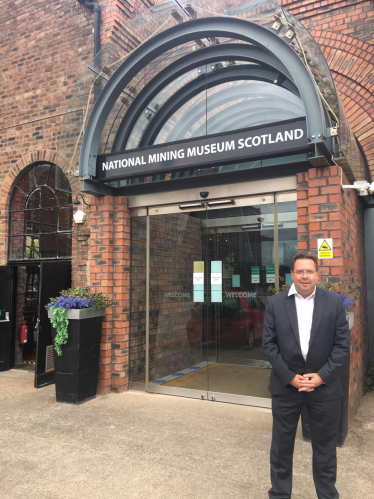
[132,191,296,408]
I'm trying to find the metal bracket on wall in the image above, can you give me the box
[309,141,335,167]
[324,127,338,138]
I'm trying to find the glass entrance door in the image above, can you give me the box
[204,199,275,402]
[129,193,297,407]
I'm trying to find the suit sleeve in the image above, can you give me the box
[317,295,350,384]
[262,297,296,386]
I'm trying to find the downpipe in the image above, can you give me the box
[77,0,101,100]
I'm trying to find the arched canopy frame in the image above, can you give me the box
[79,16,327,179]
[111,42,300,152]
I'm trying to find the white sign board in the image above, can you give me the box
[318,238,333,259]
[193,273,204,285]
[211,273,222,285]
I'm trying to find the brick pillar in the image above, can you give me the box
[90,196,115,394]
[297,165,368,419]
[111,197,131,393]
[89,195,130,395]
[296,171,309,251]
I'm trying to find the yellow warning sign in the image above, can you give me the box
[318,238,333,259]
[320,240,331,251]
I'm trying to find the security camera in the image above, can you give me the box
[342,180,374,197]
[200,191,209,198]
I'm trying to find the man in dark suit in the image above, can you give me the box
[262,252,350,499]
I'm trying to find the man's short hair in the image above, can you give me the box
[291,252,318,272]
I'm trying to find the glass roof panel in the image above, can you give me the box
[155,80,305,143]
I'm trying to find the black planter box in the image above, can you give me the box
[49,309,105,404]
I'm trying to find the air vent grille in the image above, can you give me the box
[45,345,54,373]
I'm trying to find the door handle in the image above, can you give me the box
[0,312,9,322]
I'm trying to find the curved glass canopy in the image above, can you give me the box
[56,0,365,193]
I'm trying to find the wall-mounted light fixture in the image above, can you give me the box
[73,194,90,224]
[342,180,374,197]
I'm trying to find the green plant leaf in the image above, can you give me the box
[50,307,69,356]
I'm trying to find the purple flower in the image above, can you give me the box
[330,290,355,310]
[49,296,93,310]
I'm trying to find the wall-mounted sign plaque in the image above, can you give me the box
[96,118,308,182]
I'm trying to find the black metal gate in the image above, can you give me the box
[34,262,71,388]
[0,266,16,371]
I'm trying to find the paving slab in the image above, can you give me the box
[0,371,373,499]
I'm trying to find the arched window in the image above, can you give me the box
[8,163,73,261]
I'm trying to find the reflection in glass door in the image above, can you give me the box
[129,194,297,407]
[204,201,275,400]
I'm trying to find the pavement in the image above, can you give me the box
[0,369,373,499]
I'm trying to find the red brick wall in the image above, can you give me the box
[0,0,95,271]
[276,0,374,178]
[278,0,374,43]
[89,195,131,394]
[0,0,94,170]
[129,216,147,383]
[72,212,91,287]
[297,165,367,419]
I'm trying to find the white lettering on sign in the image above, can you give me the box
[237,128,304,150]
[187,139,235,158]
[102,156,147,170]
[100,122,306,174]
[149,149,185,163]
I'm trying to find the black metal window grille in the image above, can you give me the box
[8,163,73,261]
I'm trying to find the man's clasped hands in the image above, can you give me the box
[290,373,324,392]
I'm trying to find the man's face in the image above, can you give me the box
[291,258,319,298]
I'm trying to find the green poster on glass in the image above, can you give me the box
[266,265,275,283]
[251,266,260,284]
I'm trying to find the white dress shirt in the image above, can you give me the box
[288,283,316,361]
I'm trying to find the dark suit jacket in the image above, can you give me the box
[262,286,350,401]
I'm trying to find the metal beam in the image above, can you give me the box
[80,17,326,179]
[82,179,116,196]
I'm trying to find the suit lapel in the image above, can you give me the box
[308,286,325,350]
[284,294,301,349]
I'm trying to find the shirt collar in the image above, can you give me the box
[288,283,316,299]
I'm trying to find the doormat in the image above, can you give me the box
[164,363,271,399]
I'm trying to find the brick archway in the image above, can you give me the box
[310,30,374,178]
[0,149,71,264]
